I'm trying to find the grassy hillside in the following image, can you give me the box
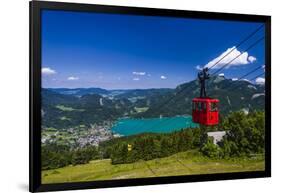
[42,150,264,184]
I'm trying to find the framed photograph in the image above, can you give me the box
[30,1,271,192]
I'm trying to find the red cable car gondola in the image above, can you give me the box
[192,68,219,126]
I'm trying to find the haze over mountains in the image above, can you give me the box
[42,75,265,129]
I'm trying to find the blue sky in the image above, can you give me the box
[41,10,265,89]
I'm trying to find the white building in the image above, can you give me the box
[207,131,226,145]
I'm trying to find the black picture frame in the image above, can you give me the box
[30,1,271,192]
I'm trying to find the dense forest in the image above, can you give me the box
[42,111,265,170]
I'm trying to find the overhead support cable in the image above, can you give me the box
[208,24,264,70]
[211,36,264,76]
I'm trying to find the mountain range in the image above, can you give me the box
[42,75,265,129]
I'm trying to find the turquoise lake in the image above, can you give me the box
[111,116,199,136]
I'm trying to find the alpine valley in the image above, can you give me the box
[41,74,265,148]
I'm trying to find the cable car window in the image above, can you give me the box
[202,102,207,111]
[210,102,218,111]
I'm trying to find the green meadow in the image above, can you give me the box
[42,150,265,184]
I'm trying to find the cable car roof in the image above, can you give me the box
[192,97,219,102]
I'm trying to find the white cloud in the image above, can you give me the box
[232,78,238,81]
[67,76,79,81]
[132,71,146,76]
[42,67,56,75]
[160,75,167,80]
[218,73,225,77]
[196,65,202,70]
[255,77,265,85]
[133,77,140,81]
[248,56,257,63]
[241,78,250,83]
[204,46,256,69]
